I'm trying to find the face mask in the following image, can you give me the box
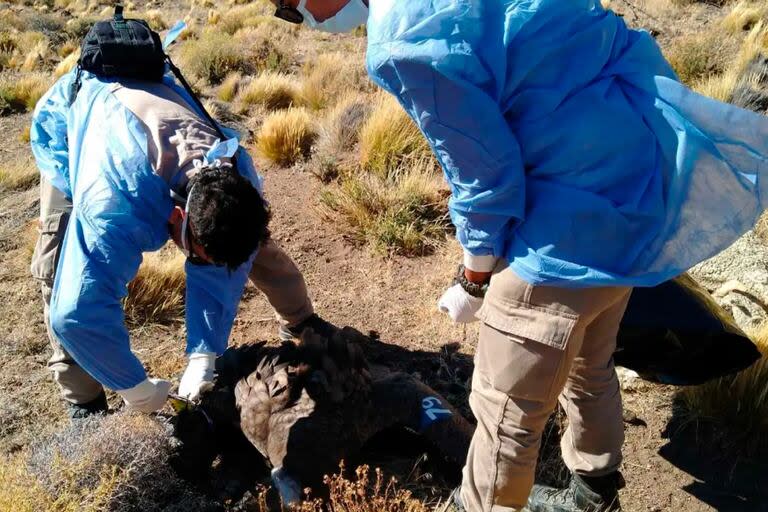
[297,0,368,33]
[180,184,196,259]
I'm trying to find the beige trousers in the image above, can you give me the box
[460,262,631,511]
[31,178,313,404]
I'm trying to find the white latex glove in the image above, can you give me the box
[118,378,173,413]
[438,283,484,323]
[178,352,216,400]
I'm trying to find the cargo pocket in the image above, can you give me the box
[30,211,70,285]
[476,301,578,403]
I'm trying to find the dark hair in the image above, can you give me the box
[187,167,270,269]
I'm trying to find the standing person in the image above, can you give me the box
[270,0,768,510]
[30,65,334,419]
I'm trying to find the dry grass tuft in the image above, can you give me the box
[257,107,317,166]
[0,158,38,192]
[299,52,370,111]
[722,1,768,33]
[20,37,50,72]
[237,71,299,111]
[233,24,294,73]
[64,16,98,40]
[312,94,372,182]
[176,29,257,84]
[0,30,51,72]
[141,9,168,31]
[696,21,768,101]
[678,323,768,455]
[320,161,449,255]
[217,71,242,102]
[359,93,432,180]
[755,211,768,242]
[54,47,79,78]
[19,125,31,144]
[124,246,185,326]
[1,419,432,512]
[665,31,732,87]
[176,20,295,84]
[0,72,50,115]
[14,414,218,512]
[212,3,272,35]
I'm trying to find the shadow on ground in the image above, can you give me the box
[182,332,572,509]
[659,401,768,512]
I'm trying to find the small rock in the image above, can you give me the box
[616,367,642,392]
[622,409,647,427]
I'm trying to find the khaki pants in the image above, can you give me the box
[31,178,313,404]
[461,262,631,511]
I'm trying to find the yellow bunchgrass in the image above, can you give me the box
[236,72,299,111]
[0,452,117,512]
[177,29,256,84]
[696,21,768,101]
[722,0,768,33]
[217,72,242,102]
[256,107,317,166]
[299,52,370,111]
[0,72,50,115]
[124,246,186,326]
[54,48,80,79]
[320,159,448,255]
[0,158,38,192]
[141,9,168,31]
[665,31,732,87]
[359,93,432,180]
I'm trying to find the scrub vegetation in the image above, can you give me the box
[124,246,186,327]
[0,157,38,192]
[3,0,768,510]
[236,71,299,111]
[0,414,431,512]
[664,1,768,105]
[0,73,50,115]
[0,414,218,512]
[256,107,317,166]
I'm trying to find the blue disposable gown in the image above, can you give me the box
[366,0,768,287]
[30,70,263,391]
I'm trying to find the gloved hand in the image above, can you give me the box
[438,283,484,323]
[178,352,216,400]
[118,378,173,413]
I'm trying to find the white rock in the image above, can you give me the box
[690,230,768,331]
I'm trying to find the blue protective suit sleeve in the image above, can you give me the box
[50,208,148,390]
[367,11,525,258]
[30,72,75,198]
[184,258,251,355]
[183,146,260,356]
[48,89,172,391]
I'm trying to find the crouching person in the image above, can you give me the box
[30,67,333,419]
[270,0,768,510]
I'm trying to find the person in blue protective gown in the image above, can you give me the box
[270,0,768,510]
[30,67,335,420]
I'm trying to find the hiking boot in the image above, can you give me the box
[525,472,624,512]
[278,314,337,342]
[68,391,108,420]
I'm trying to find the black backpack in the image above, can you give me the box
[71,5,225,140]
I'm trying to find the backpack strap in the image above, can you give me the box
[165,57,226,140]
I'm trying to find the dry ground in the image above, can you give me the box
[2,0,768,510]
